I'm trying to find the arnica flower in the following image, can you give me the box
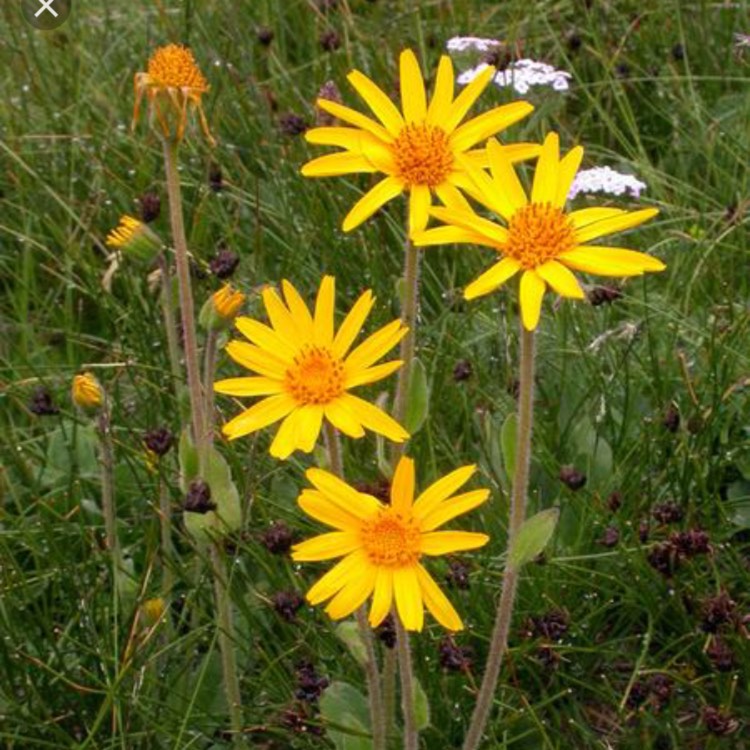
[414,133,664,330]
[200,283,246,331]
[106,215,161,264]
[133,44,214,145]
[71,372,104,411]
[292,456,490,631]
[214,276,409,459]
[301,49,537,234]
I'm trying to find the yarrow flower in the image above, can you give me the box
[301,49,537,234]
[568,166,647,200]
[457,60,572,94]
[446,36,503,53]
[106,215,161,263]
[71,372,104,411]
[133,44,214,145]
[292,456,490,631]
[414,133,664,330]
[214,276,409,459]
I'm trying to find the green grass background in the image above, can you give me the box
[1,0,749,747]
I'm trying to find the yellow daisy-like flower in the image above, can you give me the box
[71,372,104,411]
[214,276,409,459]
[201,283,246,331]
[106,215,161,263]
[414,133,664,330]
[301,49,537,234]
[133,44,215,145]
[292,456,490,631]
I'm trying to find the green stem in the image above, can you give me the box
[395,614,418,750]
[323,423,387,750]
[461,325,536,750]
[97,402,122,596]
[209,543,244,745]
[203,328,218,443]
[162,139,207,456]
[382,646,397,747]
[390,237,420,465]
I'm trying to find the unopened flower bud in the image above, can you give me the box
[71,372,104,411]
[200,283,246,331]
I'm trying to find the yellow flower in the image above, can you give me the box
[71,372,104,411]
[214,276,409,459]
[301,49,537,234]
[106,215,161,263]
[133,44,214,145]
[141,597,166,626]
[292,456,490,631]
[414,133,664,330]
[201,283,246,331]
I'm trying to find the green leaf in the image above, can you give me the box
[404,357,429,435]
[509,508,559,568]
[40,421,99,486]
[320,681,372,750]
[501,412,518,480]
[570,417,612,486]
[178,428,199,493]
[413,678,430,730]
[335,621,367,667]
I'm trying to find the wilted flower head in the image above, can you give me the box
[568,166,647,200]
[71,372,104,411]
[457,59,571,94]
[106,215,161,263]
[133,44,214,145]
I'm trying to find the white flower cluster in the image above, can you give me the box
[446,36,503,53]
[456,59,572,94]
[734,33,750,48]
[568,166,647,200]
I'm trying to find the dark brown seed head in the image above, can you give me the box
[209,246,240,279]
[375,614,396,649]
[701,591,736,633]
[453,359,473,382]
[294,660,329,703]
[587,285,622,306]
[256,27,274,46]
[208,162,223,192]
[319,29,341,52]
[29,386,60,416]
[438,636,473,672]
[647,542,677,577]
[702,706,739,735]
[662,404,680,432]
[184,480,216,514]
[559,466,587,491]
[445,558,471,590]
[598,526,620,547]
[259,521,295,555]
[278,113,308,136]
[138,191,161,223]
[607,491,623,512]
[272,591,305,622]
[706,636,735,672]
[143,426,174,457]
[670,528,710,557]
[651,501,684,524]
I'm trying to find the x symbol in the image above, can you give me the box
[35,0,59,17]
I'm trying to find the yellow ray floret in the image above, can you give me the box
[413,133,664,330]
[214,276,409,459]
[301,49,538,235]
[292,456,490,631]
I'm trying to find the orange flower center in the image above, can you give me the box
[361,508,421,567]
[284,346,345,405]
[392,123,454,188]
[147,44,209,91]
[504,203,577,269]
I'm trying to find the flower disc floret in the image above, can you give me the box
[361,509,421,567]
[506,203,576,269]
[285,346,345,405]
[393,124,454,188]
[146,44,209,91]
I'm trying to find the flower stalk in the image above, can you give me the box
[462,325,536,750]
[97,398,122,596]
[395,613,418,750]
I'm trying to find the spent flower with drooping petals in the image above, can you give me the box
[568,166,647,200]
[292,456,490,631]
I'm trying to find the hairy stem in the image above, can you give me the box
[203,328,218,443]
[157,252,183,388]
[395,614,418,750]
[462,325,536,750]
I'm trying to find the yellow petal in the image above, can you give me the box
[314,98,392,142]
[261,286,306,347]
[306,551,368,604]
[213,376,283,397]
[369,568,394,627]
[536,260,585,299]
[430,206,508,246]
[413,464,477,520]
[221,393,296,440]
[313,275,335,347]
[568,207,627,230]
[324,398,366,439]
[292,531,361,562]
[345,360,403,389]
[426,55,454,125]
[412,225,495,249]
[420,530,489,555]
[345,319,406,373]
[348,69,405,136]
[418,489,491,532]
[519,270,546,331]
[464,257,521,300]
[225,340,287,379]
[558,246,665,276]
[325,565,377,619]
[299,489,363,531]
[416,564,463,631]
[408,184,432,235]
[296,405,324,453]
[281,280,315,338]
[306,467,383,518]
[305,126,376,151]
[393,566,424,632]
[269,410,302,460]
[234,317,296,361]
[399,49,427,123]
[332,289,375,358]
[555,145,584,207]
[339,393,409,443]
[301,151,379,177]
[390,456,415,514]
[486,139,529,217]
[444,65,496,133]
[531,133,560,205]
[450,101,534,152]
[574,208,659,244]
[342,176,404,232]
[455,152,516,220]
[435,181,472,212]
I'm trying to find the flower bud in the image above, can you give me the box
[71,372,104,411]
[106,215,162,264]
[200,283,246,331]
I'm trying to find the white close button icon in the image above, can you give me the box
[35,0,59,17]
